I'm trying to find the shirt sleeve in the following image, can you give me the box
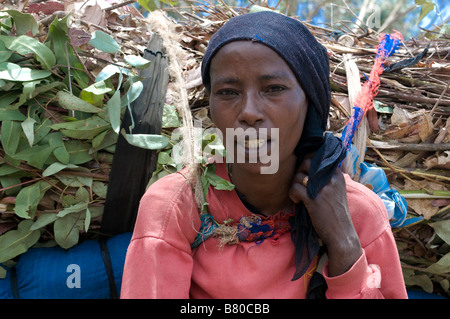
[120,172,201,299]
[322,227,407,299]
[322,175,408,299]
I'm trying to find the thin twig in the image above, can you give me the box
[104,0,136,12]
[430,82,450,117]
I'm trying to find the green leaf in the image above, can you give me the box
[51,116,110,140]
[429,219,450,245]
[90,129,117,153]
[30,213,58,230]
[425,252,450,274]
[33,118,52,145]
[42,162,78,177]
[49,132,70,164]
[0,220,40,263]
[54,213,80,249]
[138,0,158,11]
[14,181,53,219]
[121,129,169,150]
[65,140,93,164]
[84,207,91,233]
[14,144,55,169]
[415,0,435,23]
[0,91,20,108]
[124,54,151,69]
[0,164,21,176]
[204,164,234,191]
[56,201,88,218]
[56,91,104,113]
[95,64,130,82]
[121,79,143,109]
[404,272,434,293]
[1,120,21,156]
[5,10,38,36]
[21,117,36,147]
[0,63,51,82]
[0,174,22,196]
[2,35,56,70]
[162,104,181,128]
[0,39,12,63]
[82,80,113,95]
[108,85,122,134]
[92,181,107,198]
[0,109,25,121]
[88,30,120,54]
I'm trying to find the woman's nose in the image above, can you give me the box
[237,92,264,127]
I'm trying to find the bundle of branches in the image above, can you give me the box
[0,0,161,273]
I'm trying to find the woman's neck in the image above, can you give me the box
[228,159,296,216]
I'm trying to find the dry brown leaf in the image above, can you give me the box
[424,151,450,170]
[407,199,439,219]
[418,113,434,142]
[434,117,450,144]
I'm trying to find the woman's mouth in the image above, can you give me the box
[244,138,268,149]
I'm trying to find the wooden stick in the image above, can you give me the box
[368,140,450,152]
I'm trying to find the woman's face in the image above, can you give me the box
[208,41,308,175]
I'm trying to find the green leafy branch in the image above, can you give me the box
[0,8,167,268]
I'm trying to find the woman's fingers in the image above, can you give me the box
[289,171,308,203]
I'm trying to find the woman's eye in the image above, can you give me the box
[266,86,285,93]
[216,89,238,96]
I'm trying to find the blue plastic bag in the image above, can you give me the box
[359,162,419,227]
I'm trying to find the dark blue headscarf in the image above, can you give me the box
[201,11,346,282]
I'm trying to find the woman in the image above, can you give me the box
[121,11,407,299]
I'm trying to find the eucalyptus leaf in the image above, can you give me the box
[84,207,91,233]
[51,116,110,140]
[0,40,12,62]
[121,129,169,150]
[82,80,112,95]
[0,109,25,121]
[425,252,450,274]
[0,220,40,263]
[30,213,58,230]
[88,30,120,54]
[137,0,158,12]
[107,72,123,134]
[2,35,55,70]
[42,162,79,177]
[430,219,450,245]
[49,132,70,164]
[56,201,88,218]
[0,63,51,82]
[108,86,122,134]
[65,140,93,164]
[5,10,38,36]
[21,117,36,147]
[0,91,20,108]
[56,91,104,113]
[54,213,80,249]
[95,64,130,82]
[92,181,107,198]
[0,174,21,196]
[14,180,53,219]
[124,54,151,69]
[1,120,21,156]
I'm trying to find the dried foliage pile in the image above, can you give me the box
[0,0,448,296]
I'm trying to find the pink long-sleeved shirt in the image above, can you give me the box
[121,162,407,299]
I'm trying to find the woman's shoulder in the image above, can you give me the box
[344,174,391,247]
[133,168,201,242]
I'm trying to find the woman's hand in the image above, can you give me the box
[288,156,363,277]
